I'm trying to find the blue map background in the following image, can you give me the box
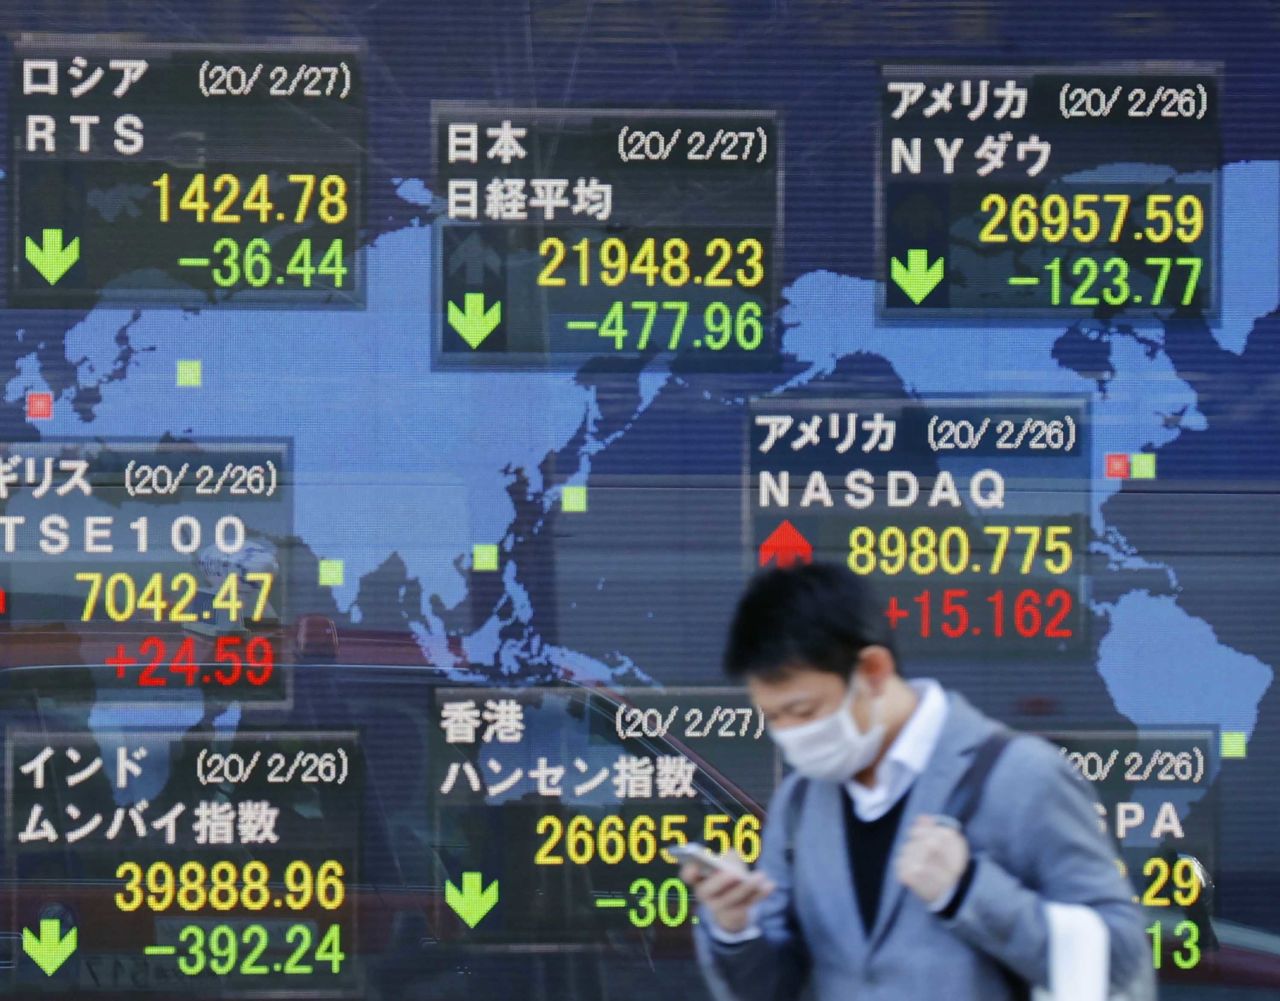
[1,0,1279,937]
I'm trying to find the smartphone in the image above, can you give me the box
[670,842,748,877]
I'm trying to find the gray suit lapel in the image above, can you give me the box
[803,778,868,967]
[868,691,990,951]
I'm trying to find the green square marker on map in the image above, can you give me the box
[318,559,345,587]
[562,485,588,513]
[1129,453,1156,479]
[1221,731,1247,759]
[473,544,499,571]
[176,359,202,387]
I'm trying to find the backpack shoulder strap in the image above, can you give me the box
[944,730,1032,1001]
[944,728,1015,827]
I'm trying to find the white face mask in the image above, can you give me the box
[767,681,885,782]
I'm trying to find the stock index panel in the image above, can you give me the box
[0,3,1276,1001]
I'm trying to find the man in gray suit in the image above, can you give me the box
[685,562,1152,1000]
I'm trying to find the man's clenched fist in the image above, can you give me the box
[895,815,970,909]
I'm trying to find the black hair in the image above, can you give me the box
[723,561,898,680]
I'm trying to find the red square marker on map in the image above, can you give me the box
[1104,453,1130,479]
[25,392,53,421]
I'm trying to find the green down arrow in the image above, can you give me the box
[445,871,499,928]
[25,229,80,286]
[447,293,502,349]
[890,249,944,305]
[23,918,77,976]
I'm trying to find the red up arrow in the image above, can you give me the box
[758,520,813,568]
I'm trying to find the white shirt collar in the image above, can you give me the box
[845,679,948,821]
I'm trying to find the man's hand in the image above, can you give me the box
[680,853,776,935]
[895,815,970,908]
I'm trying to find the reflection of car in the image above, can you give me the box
[295,614,339,658]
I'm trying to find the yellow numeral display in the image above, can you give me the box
[153,173,349,225]
[846,525,1073,576]
[978,191,1204,245]
[538,236,764,289]
[77,572,273,623]
[534,813,761,866]
[115,859,345,912]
